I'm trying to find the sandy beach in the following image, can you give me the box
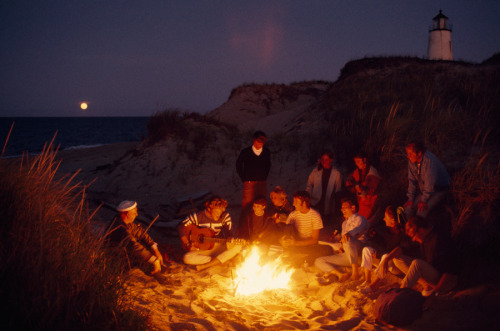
[53,142,499,331]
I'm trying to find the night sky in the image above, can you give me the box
[1,1,499,117]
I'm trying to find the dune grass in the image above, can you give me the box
[148,57,499,255]
[0,139,148,330]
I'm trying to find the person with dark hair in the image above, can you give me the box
[268,186,294,224]
[280,191,333,266]
[107,200,164,274]
[306,151,342,221]
[315,197,369,283]
[236,131,271,214]
[358,206,419,293]
[400,216,459,297]
[345,152,382,222]
[178,196,242,271]
[404,142,451,218]
[238,196,271,241]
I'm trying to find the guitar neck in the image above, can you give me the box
[202,236,230,244]
[202,236,246,246]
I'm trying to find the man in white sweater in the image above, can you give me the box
[315,197,368,283]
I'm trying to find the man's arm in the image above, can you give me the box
[421,156,438,204]
[177,215,197,251]
[334,169,343,192]
[346,215,368,239]
[407,162,418,203]
[306,169,315,194]
[264,148,271,178]
[235,149,246,181]
[291,228,320,247]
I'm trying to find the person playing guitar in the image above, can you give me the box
[177,196,243,271]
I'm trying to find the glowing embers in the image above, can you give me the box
[233,245,294,296]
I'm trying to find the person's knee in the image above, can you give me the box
[314,257,327,269]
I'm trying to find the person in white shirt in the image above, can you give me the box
[280,191,333,266]
[315,197,369,283]
[306,151,342,222]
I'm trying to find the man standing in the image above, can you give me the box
[236,131,271,213]
[404,141,451,218]
[107,200,164,274]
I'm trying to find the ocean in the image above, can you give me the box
[0,117,149,157]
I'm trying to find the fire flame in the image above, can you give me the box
[233,245,294,296]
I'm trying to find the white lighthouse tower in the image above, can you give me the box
[428,10,453,61]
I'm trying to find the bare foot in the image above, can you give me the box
[339,273,351,282]
[195,264,209,272]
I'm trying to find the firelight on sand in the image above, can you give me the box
[80,102,88,110]
[233,246,293,296]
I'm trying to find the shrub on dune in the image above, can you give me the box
[0,140,148,330]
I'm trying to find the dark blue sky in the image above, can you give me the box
[1,1,499,117]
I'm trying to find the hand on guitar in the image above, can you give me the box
[280,235,295,248]
[180,236,197,251]
[226,238,237,250]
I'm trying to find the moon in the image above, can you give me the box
[80,102,88,110]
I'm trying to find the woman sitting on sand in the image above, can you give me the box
[358,205,418,293]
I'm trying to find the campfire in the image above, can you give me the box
[232,245,294,296]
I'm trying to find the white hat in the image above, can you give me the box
[117,200,137,212]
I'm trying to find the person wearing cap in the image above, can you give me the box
[236,130,271,215]
[107,200,164,274]
[178,196,242,272]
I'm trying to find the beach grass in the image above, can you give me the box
[147,57,499,254]
[0,140,148,330]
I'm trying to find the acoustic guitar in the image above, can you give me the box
[182,224,247,251]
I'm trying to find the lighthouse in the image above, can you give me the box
[428,10,453,61]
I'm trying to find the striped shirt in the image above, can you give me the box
[181,210,232,238]
[286,208,323,239]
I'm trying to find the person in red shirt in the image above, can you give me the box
[345,152,382,223]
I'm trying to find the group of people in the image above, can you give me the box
[107,131,459,298]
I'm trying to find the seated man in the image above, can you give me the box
[404,141,451,219]
[238,196,273,242]
[280,191,333,267]
[400,215,460,296]
[107,200,164,274]
[315,197,369,283]
[178,196,242,272]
